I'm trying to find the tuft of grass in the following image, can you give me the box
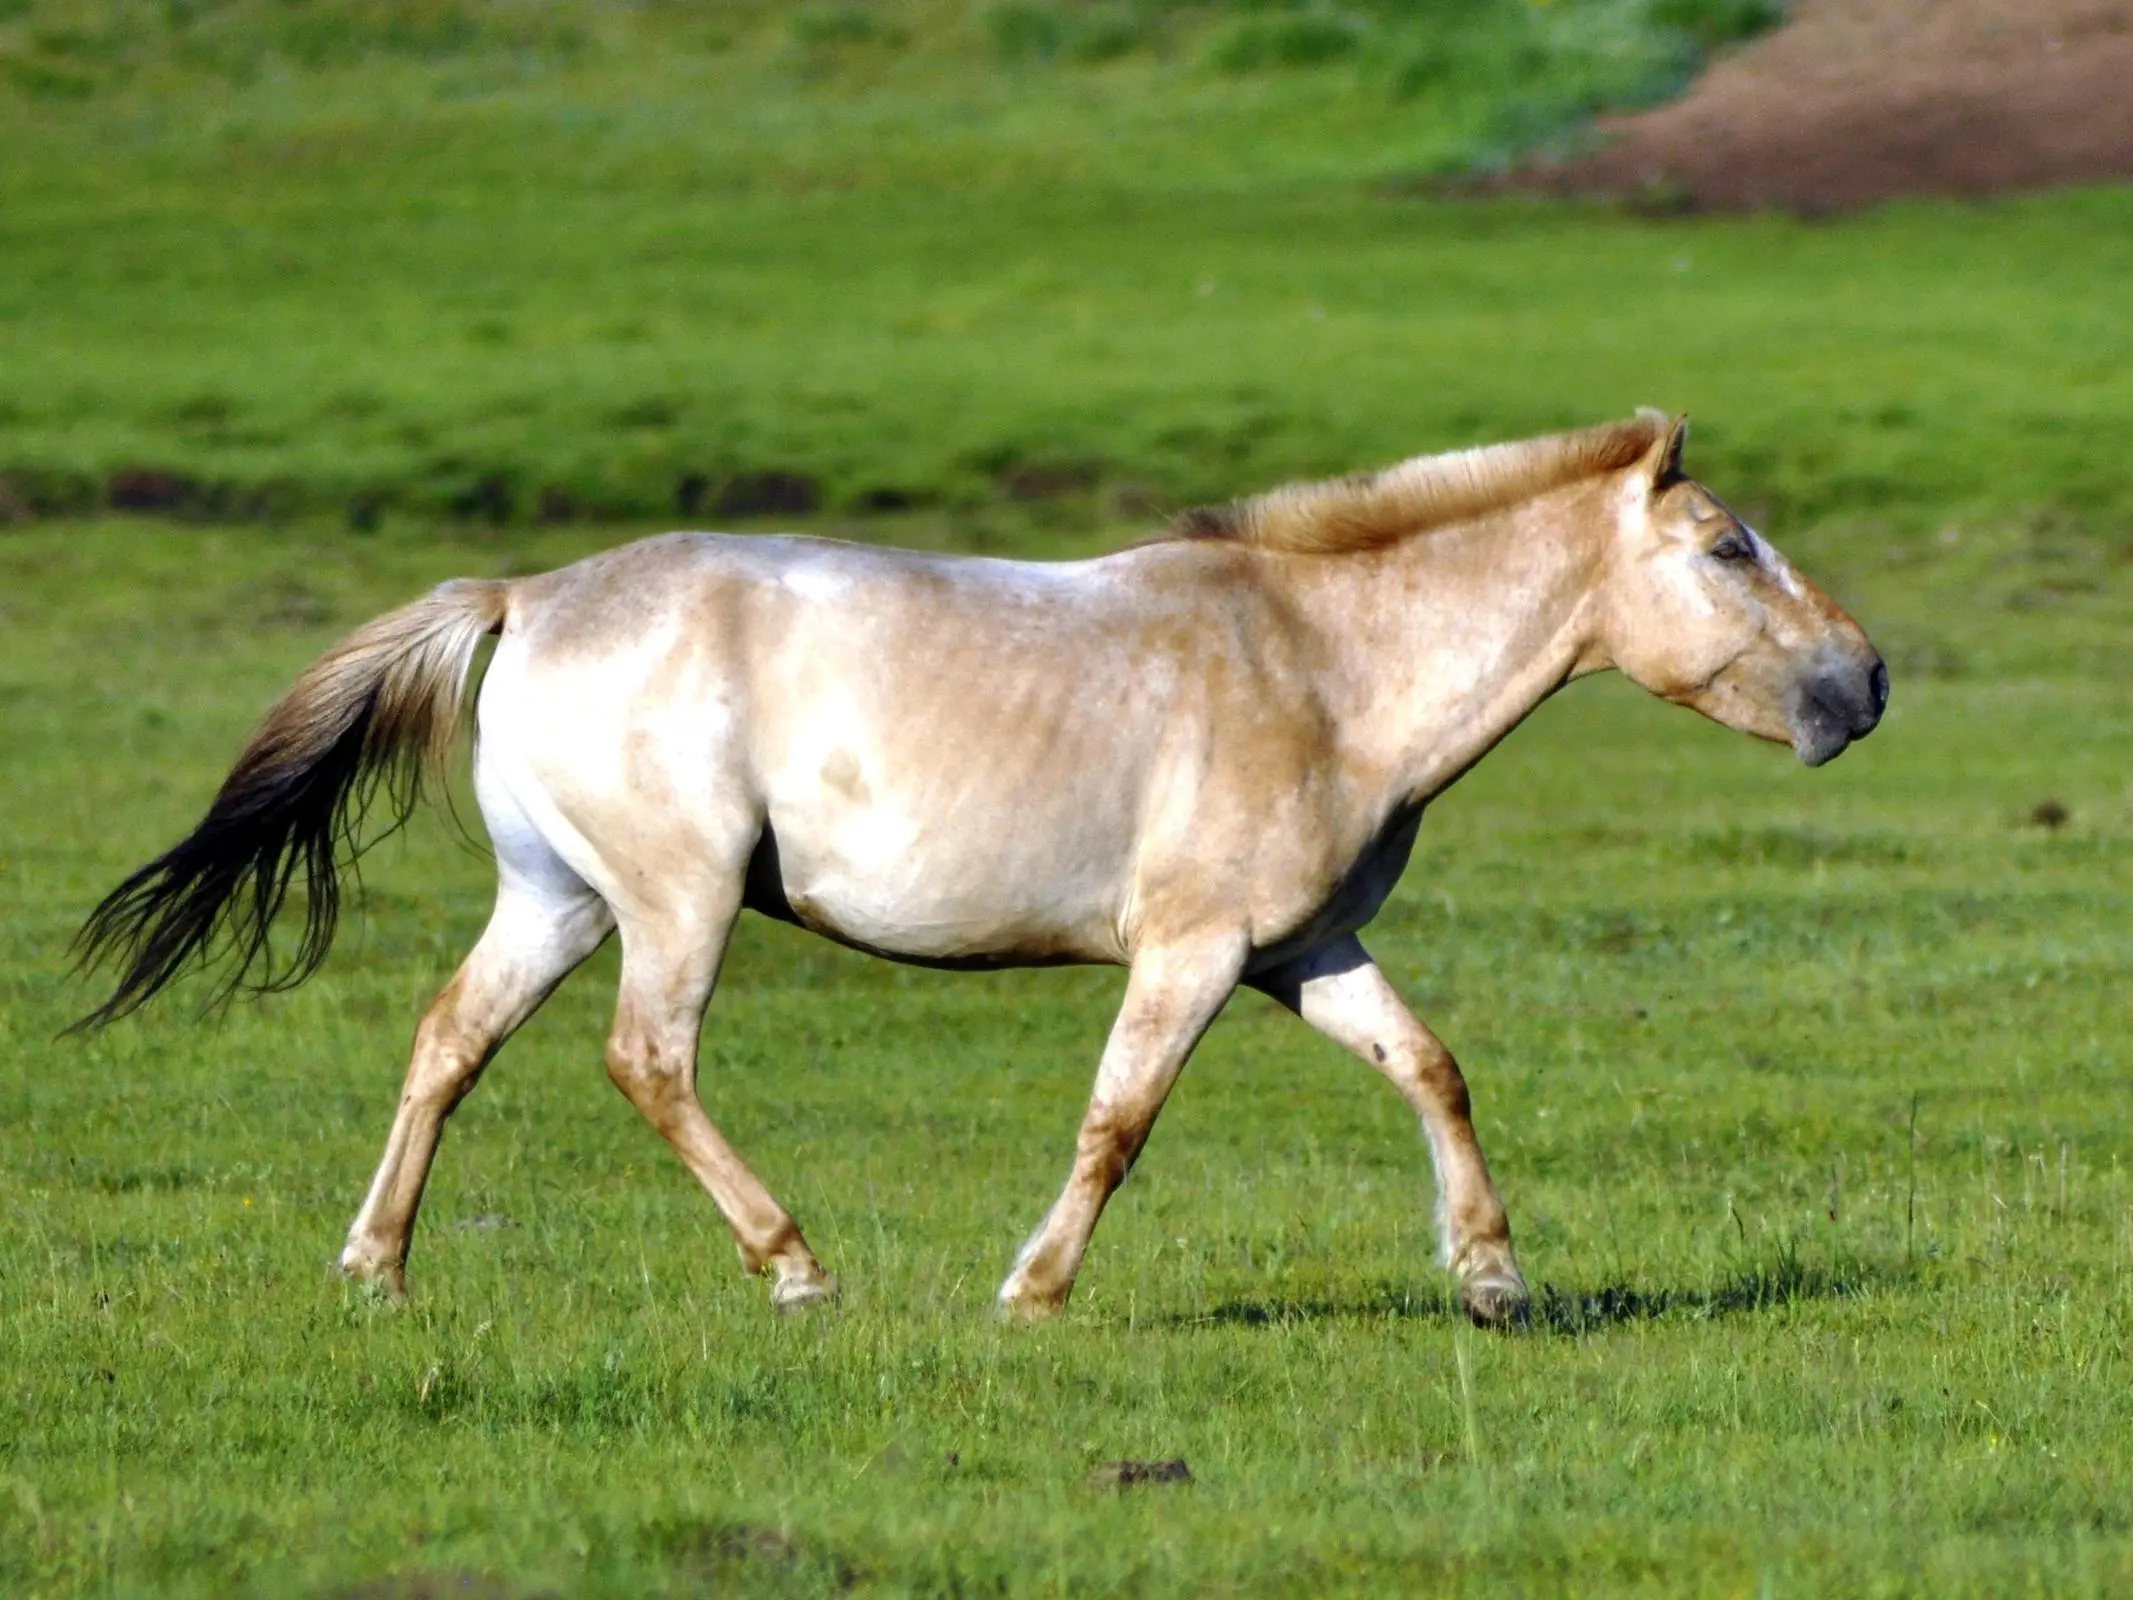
[1648,0,1787,52]
[1206,8,1368,73]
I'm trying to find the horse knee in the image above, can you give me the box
[1391,1033,1472,1120]
[603,1034,651,1097]
[405,994,490,1112]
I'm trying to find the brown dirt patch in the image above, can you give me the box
[1510,0,2133,213]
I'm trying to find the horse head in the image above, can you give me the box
[1597,415,1887,766]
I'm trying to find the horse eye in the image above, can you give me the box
[1710,532,1754,562]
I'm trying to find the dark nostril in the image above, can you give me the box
[1868,658,1890,716]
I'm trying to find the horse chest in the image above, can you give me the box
[1247,807,1423,969]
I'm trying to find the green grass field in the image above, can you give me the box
[5,3,2133,1596]
[4,0,2128,529]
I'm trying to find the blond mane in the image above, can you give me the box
[1173,414,1666,555]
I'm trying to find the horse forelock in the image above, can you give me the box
[1169,415,1666,555]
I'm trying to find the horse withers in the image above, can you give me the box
[77,413,1886,1326]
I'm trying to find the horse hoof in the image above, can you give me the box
[995,1282,1068,1323]
[338,1250,408,1305]
[772,1273,840,1314]
[1459,1270,1530,1330]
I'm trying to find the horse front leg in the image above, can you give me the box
[997,932,1247,1320]
[1253,934,1529,1327]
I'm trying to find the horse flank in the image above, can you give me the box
[1173,413,1666,554]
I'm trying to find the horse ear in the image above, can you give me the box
[1638,411,1689,488]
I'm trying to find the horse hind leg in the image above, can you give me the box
[340,876,613,1297]
[604,889,837,1312]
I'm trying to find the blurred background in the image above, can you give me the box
[1,0,2128,539]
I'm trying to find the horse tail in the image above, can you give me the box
[72,578,511,1029]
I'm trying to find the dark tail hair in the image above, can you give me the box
[72,578,510,1029]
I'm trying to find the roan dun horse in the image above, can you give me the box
[79,413,1887,1326]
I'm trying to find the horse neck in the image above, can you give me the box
[1276,477,1617,806]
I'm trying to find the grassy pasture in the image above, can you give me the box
[4,507,2133,1597]
[5,3,2133,1596]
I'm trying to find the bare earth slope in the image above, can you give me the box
[1516,0,2133,211]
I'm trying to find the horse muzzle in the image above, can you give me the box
[1790,654,1888,767]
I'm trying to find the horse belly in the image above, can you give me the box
[755,787,1130,967]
